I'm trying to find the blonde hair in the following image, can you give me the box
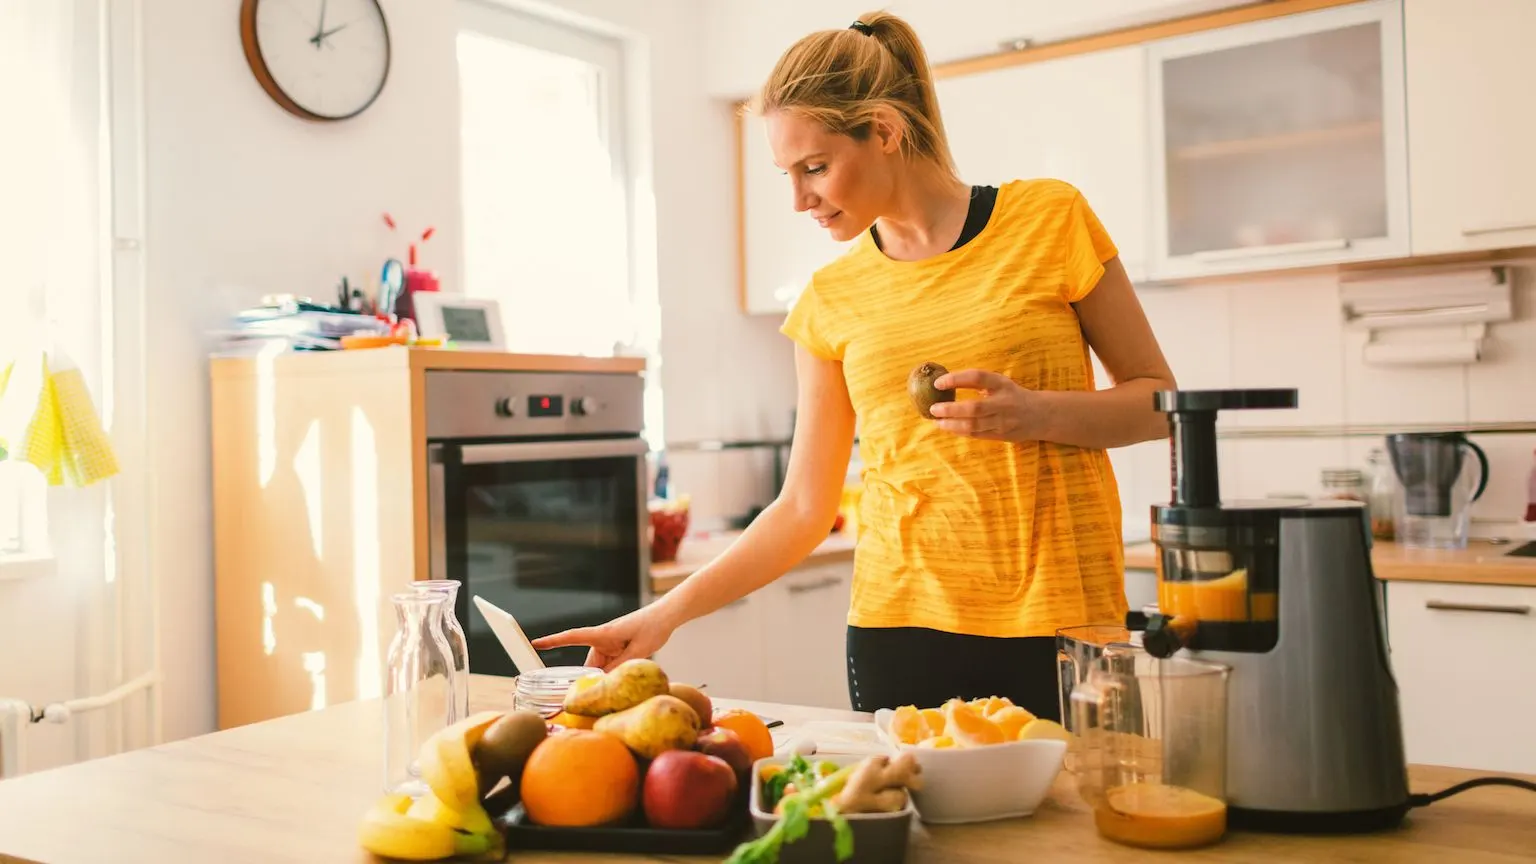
[754,11,960,181]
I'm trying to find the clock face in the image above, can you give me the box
[243,0,390,121]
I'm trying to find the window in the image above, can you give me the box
[0,0,111,571]
[456,2,663,449]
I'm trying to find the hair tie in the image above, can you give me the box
[848,20,874,36]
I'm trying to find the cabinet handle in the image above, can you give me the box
[788,577,843,595]
[1191,238,1349,263]
[1460,221,1536,237]
[1425,600,1531,616]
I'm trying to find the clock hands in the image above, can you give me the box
[309,0,329,49]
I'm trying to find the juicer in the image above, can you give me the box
[1141,388,1411,833]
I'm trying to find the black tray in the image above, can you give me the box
[495,789,753,855]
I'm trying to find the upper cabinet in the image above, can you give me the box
[1146,0,1409,281]
[1404,0,1536,256]
[939,47,1149,282]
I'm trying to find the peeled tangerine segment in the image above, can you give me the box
[988,705,1035,739]
[1094,782,1227,849]
[943,699,1006,747]
[889,705,929,746]
[1017,718,1071,743]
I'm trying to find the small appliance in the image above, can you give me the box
[1384,431,1489,549]
[1141,388,1411,833]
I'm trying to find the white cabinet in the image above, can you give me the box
[1405,0,1536,256]
[1386,580,1536,774]
[762,564,853,711]
[1146,0,1409,280]
[937,46,1150,282]
[654,592,769,703]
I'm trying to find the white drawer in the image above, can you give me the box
[1386,580,1536,774]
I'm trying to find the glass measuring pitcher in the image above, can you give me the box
[1056,624,1137,735]
[1068,651,1231,850]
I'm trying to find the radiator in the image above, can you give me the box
[0,672,158,779]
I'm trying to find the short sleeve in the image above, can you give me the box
[1063,190,1120,304]
[779,279,840,361]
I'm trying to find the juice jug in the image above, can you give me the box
[1068,650,1231,849]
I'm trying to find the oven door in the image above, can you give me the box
[429,437,649,675]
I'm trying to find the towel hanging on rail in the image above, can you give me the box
[0,344,119,486]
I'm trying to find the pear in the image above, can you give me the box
[593,694,700,760]
[563,657,670,717]
[907,362,954,419]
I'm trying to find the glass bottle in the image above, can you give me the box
[410,580,470,724]
[383,591,455,796]
[1365,449,1399,541]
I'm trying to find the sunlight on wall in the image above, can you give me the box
[294,420,323,563]
[302,651,326,711]
[261,581,276,657]
[351,406,381,701]
[294,596,324,621]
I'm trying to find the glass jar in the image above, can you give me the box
[513,666,602,718]
[1365,449,1399,541]
[410,580,469,724]
[383,591,456,796]
[1320,468,1366,502]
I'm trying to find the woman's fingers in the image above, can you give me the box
[531,626,600,650]
[927,399,990,419]
[935,369,1014,392]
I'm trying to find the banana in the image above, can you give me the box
[357,793,492,861]
[404,791,496,838]
[418,710,503,814]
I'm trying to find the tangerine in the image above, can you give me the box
[711,708,774,761]
[888,705,929,745]
[519,729,639,827]
[943,698,1006,747]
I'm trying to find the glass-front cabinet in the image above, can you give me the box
[1147,0,1409,281]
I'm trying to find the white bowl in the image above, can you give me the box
[872,708,1068,824]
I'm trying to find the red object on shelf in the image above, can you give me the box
[650,507,690,563]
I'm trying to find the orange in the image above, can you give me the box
[943,698,1006,747]
[519,729,639,827]
[549,711,597,730]
[712,708,774,762]
[919,707,945,737]
[888,705,929,745]
[988,705,1035,739]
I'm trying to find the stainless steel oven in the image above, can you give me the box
[425,370,650,676]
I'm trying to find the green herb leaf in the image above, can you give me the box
[823,799,855,862]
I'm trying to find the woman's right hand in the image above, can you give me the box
[530,604,677,672]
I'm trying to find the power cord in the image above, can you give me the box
[1410,776,1536,808]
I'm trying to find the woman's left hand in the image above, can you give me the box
[928,369,1042,442]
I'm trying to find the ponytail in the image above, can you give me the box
[754,10,959,179]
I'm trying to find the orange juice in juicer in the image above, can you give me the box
[1140,389,1411,834]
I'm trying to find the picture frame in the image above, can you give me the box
[411,294,506,350]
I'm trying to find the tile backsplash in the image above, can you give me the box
[1110,266,1536,540]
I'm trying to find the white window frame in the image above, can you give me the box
[454,0,665,451]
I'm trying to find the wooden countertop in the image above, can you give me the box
[210,345,646,379]
[651,529,857,594]
[1125,540,1536,588]
[0,675,1532,863]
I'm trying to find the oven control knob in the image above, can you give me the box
[494,397,515,417]
[571,397,600,416]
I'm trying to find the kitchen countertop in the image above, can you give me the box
[651,529,857,594]
[1125,539,1536,588]
[0,674,1532,863]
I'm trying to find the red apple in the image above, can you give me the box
[642,750,738,830]
[695,727,753,783]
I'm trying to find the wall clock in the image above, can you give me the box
[239,0,392,122]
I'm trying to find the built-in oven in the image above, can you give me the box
[425,369,650,675]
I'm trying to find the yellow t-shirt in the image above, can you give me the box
[780,178,1127,639]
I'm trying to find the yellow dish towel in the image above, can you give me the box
[0,348,120,487]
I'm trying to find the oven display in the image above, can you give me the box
[528,394,564,417]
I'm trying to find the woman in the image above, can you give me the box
[533,11,1176,721]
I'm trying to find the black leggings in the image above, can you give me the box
[845,626,1061,722]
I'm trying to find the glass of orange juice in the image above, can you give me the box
[1067,651,1230,849]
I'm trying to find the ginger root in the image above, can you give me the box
[830,752,924,814]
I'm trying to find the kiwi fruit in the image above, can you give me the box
[472,709,548,786]
[907,362,954,419]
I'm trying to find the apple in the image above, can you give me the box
[695,727,752,783]
[642,749,738,830]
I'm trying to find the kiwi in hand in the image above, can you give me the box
[907,362,954,419]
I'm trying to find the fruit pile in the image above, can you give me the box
[888,696,1071,748]
[357,658,774,861]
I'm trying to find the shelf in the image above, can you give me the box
[1170,120,1383,162]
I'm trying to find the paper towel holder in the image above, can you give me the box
[1339,266,1513,367]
